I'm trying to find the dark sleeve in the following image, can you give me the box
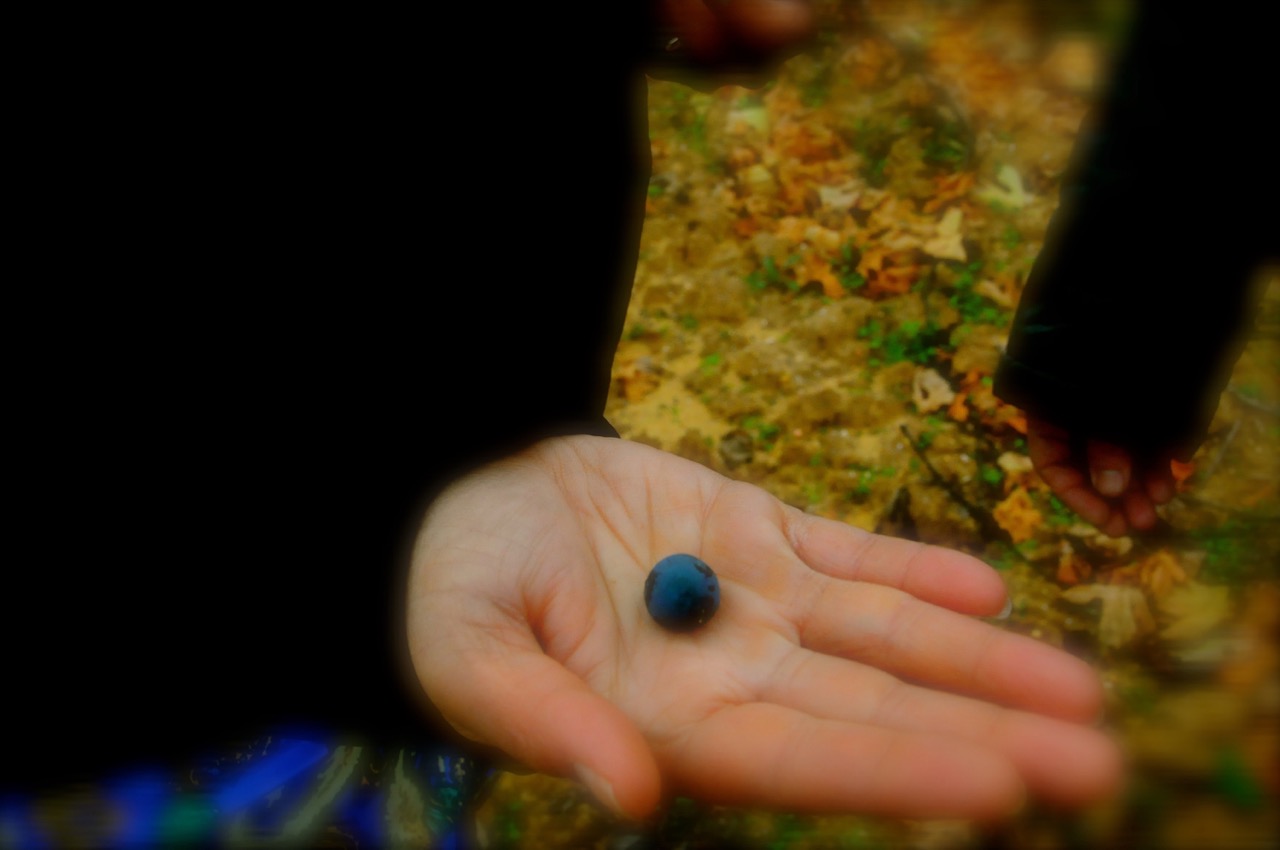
[994,1,1277,458]
[4,7,653,792]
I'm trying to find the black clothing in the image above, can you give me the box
[994,1,1277,458]
[7,8,651,792]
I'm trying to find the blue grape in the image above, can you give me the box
[644,554,720,631]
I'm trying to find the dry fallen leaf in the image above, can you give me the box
[871,263,920,295]
[1057,539,1092,585]
[974,163,1031,209]
[1110,549,1188,599]
[993,486,1042,544]
[1170,459,1196,490]
[1158,582,1232,642]
[613,358,662,402]
[1062,583,1156,648]
[911,367,956,413]
[997,450,1037,492]
[922,171,975,213]
[797,252,845,298]
[921,207,967,261]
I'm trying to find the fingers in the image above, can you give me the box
[414,618,661,819]
[718,0,816,54]
[1027,419,1119,531]
[658,0,724,61]
[1122,487,1158,530]
[1144,462,1176,505]
[658,0,814,64]
[797,580,1106,723]
[763,651,1123,808]
[784,509,1008,616]
[1089,440,1162,531]
[1027,419,1169,535]
[1085,442,1178,509]
[666,703,1024,819]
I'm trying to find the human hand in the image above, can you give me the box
[408,436,1122,821]
[1026,416,1179,538]
[650,0,816,87]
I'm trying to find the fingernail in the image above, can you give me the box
[575,763,623,817]
[995,598,1013,620]
[1093,469,1124,497]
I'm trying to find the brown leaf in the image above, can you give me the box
[921,207,967,261]
[797,252,845,298]
[1057,539,1092,586]
[911,367,956,413]
[869,263,920,295]
[1158,582,1231,642]
[922,172,976,214]
[1170,459,1195,490]
[993,486,1042,544]
[1062,583,1156,648]
[1109,549,1188,599]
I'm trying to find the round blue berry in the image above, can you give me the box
[644,554,720,632]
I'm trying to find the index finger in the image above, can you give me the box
[783,508,1009,617]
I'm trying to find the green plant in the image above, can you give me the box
[847,464,896,499]
[857,317,942,366]
[922,123,968,167]
[746,254,804,294]
[1045,493,1076,526]
[947,261,1007,326]
[1195,518,1278,583]
[834,241,867,291]
[741,415,781,450]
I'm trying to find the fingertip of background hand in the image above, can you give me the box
[1101,512,1128,539]
[1123,489,1158,530]
[1144,466,1175,505]
[1051,482,1112,530]
[1091,468,1126,498]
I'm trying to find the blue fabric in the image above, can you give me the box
[0,732,493,848]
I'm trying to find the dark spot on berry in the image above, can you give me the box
[644,554,721,632]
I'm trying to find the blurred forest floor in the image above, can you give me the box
[477,1,1279,847]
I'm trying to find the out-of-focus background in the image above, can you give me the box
[477,0,1280,846]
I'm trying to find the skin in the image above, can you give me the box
[657,0,817,63]
[409,436,1124,821]
[408,0,1122,823]
[1026,417,1179,537]
[650,0,818,88]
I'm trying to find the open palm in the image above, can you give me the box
[408,436,1121,820]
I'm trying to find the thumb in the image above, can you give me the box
[415,628,662,820]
